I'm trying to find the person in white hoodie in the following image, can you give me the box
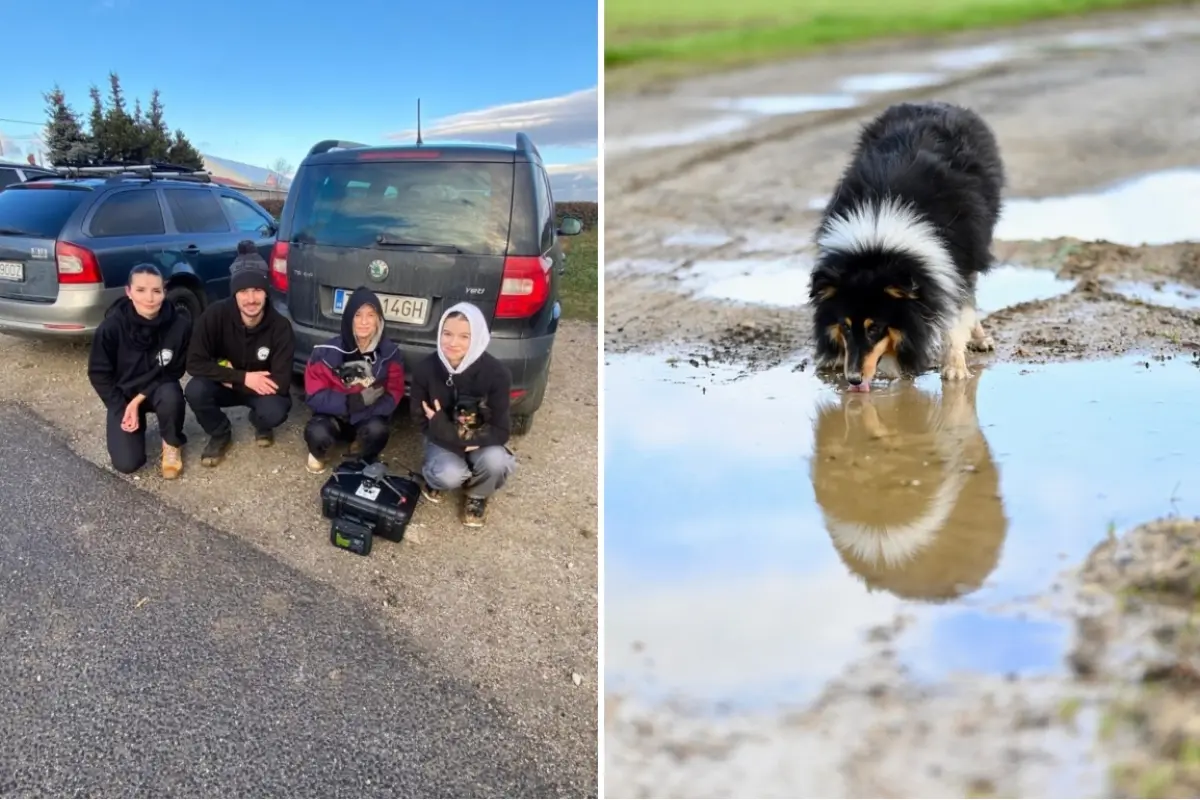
[408,301,517,527]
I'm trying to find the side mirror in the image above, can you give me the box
[261,222,278,238]
[557,216,583,236]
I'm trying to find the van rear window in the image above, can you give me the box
[288,161,515,256]
[0,187,89,239]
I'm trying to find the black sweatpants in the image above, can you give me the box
[106,381,188,474]
[304,414,391,463]
[184,375,292,438]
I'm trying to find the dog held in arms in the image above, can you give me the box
[808,101,1006,391]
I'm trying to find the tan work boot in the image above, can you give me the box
[162,442,183,480]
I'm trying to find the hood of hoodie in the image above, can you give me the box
[340,286,385,354]
[436,301,491,376]
[107,295,179,351]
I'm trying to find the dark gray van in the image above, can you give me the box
[269,134,582,435]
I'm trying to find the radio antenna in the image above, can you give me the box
[415,99,423,146]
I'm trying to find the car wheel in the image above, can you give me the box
[510,413,534,437]
[167,285,203,322]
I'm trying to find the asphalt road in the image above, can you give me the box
[0,404,568,799]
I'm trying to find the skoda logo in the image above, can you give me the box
[368,260,389,281]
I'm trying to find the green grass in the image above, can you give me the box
[559,227,598,322]
[606,0,1187,80]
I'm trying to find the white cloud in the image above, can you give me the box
[388,87,597,149]
[547,157,597,202]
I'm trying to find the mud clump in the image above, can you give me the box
[1074,518,1200,798]
[703,321,797,372]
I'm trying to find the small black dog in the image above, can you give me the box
[454,396,488,441]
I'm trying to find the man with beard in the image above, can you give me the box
[184,241,296,467]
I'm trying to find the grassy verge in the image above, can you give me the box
[559,227,598,322]
[606,0,1188,85]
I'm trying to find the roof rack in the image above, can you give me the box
[52,162,213,184]
[307,139,369,157]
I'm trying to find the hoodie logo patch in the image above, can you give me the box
[256,346,270,361]
[157,348,173,366]
[368,260,389,281]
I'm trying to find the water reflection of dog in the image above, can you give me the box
[809,374,1009,602]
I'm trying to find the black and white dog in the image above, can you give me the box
[808,102,1006,391]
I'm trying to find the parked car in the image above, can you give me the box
[0,164,278,336]
[269,133,583,436]
[0,160,57,190]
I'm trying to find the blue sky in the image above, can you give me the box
[0,0,598,197]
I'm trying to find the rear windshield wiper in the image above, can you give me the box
[375,234,463,254]
[0,227,35,237]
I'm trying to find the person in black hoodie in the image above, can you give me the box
[184,241,295,467]
[409,301,516,528]
[87,264,192,478]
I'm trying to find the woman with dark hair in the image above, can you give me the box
[87,263,193,478]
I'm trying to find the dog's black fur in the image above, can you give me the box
[809,102,1006,386]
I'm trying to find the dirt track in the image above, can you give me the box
[605,5,1200,366]
[605,6,1200,798]
[0,320,598,796]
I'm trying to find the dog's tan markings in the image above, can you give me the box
[863,317,874,330]
[843,317,852,328]
[860,330,904,383]
[818,286,836,301]
[884,285,917,300]
[827,324,844,347]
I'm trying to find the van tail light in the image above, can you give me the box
[495,255,551,318]
[270,241,289,292]
[56,241,102,284]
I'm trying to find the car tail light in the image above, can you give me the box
[495,255,551,318]
[270,241,289,292]
[56,241,102,284]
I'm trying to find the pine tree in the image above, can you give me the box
[166,130,204,171]
[142,89,172,162]
[88,85,108,162]
[42,85,95,166]
[102,72,139,163]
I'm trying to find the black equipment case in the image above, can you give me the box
[320,460,422,556]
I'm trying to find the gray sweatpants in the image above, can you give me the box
[421,438,516,499]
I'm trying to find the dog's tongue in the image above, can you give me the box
[848,383,870,393]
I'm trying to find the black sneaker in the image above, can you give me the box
[462,496,488,528]
[255,429,274,447]
[200,433,232,467]
[421,483,442,504]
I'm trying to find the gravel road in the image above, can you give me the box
[0,405,573,798]
[0,320,598,797]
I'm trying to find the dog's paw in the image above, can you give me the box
[941,360,971,381]
[968,334,995,352]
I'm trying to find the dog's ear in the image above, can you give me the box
[809,266,838,303]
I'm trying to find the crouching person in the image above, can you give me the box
[87,264,192,478]
[303,287,404,473]
[410,302,516,528]
[184,250,295,466]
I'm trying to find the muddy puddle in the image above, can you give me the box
[996,168,1200,246]
[605,351,1200,796]
[624,252,1076,314]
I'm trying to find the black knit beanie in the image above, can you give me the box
[230,240,270,293]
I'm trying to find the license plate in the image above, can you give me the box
[0,261,23,282]
[333,288,430,325]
